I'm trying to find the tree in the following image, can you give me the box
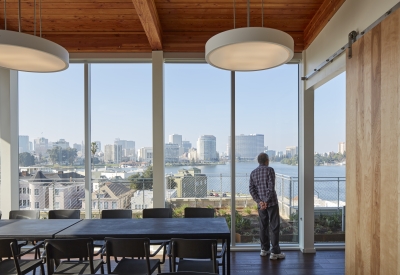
[48,146,62,165]
[19,152,35,166]
[65,148,78,165]
[129,166,154,190]
[47,146,77,165]
[91,142,98,158]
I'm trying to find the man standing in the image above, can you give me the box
[249,153,285,260]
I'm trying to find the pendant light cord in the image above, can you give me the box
[261,0,264,27]
[233,0,236,29]
[4,0,6,30]
[34,0,36,36]
[18,0,21,32]
[39,0,42,37]
[247,0,250,27]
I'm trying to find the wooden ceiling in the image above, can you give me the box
[0,0,345,54]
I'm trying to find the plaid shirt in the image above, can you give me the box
[249,164,278,207]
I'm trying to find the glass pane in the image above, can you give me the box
[165,64,230,220]
[314,72,346,243]
[19,65,84,218]
[236,64,299,244]
[91,64,152,218]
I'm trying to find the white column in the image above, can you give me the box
[0,68,19,216]
[84,63,92,219]
[152,51,165,208]
[230,71,236,244]
[299,55,316,253]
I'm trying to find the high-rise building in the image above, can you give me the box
[266,150,276,158]
[165,143,180,163]
[285,146,298,158]
[73,143,82,152]
[197,135,217,161]
[94,141,102,152]
[227,134,264,160]
[53,139,70,149]
[182,141,192,153]
[169,134,183,155]
[114,138,135,159]
[138,147,153,163]
[34,137,49,156]
[19,135,30,153]
[104,144,123,164]
[338,142,346,154]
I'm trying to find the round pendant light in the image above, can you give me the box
[205,0,294,72]
[0,0,69,73]
[206,27,294,71]
[0,30,69,72]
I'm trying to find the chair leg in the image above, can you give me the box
[158,265,161,273]
[40,263,45,275]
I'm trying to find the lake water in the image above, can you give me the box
[165,162,346,202]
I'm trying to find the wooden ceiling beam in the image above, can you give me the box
[304,0,346,49]
[131,0,163,50]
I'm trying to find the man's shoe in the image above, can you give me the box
[270,252,285,260]
[260,249,270,256]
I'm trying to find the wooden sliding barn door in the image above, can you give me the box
[346,8,400,275]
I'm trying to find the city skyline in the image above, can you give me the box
[19,64,345,154]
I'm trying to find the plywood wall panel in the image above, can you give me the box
[346,8,400,275]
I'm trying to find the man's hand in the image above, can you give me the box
[259,201,267,210]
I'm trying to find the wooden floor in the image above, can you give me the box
[27,250,345,275]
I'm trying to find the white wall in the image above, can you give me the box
[305,0,399,89]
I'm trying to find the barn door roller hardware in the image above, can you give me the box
[348,31,358,59]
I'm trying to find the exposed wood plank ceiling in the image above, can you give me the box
[0,0,345,54]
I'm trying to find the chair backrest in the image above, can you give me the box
[184,207,215,218]
[105,237,151,274]
[158,272,218,275]
[0,238,18,258]
[171,238,217,273]
[142,208,172,218]
[0,210,2,219]
[45,238,95,275]
[9,210,40,219]
[48,209,80,219]
[101,209,132,219]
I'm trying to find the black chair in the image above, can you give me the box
[184,208,226,275]
[105,237,161,275]
[142,208,171,267]
[184,207,215,218]
[9,210,40,220]
[48,209,80,219]
[101,209,132,219]
[0,238,45,275]
[158,272,218,275]
[9,210,41,257]
[143,208,172,218]
[45,238,104,275]
[170,239,218,274]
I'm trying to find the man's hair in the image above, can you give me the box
[257,153,269,164]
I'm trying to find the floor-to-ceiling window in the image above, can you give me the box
[236,64,299,244]
[165,64,230,217]
[314,72,346,243]
[91,63,152,218]
[19,65,84,217]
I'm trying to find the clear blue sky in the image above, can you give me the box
[19,64,345,154]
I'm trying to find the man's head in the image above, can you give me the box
[257,153,269,165]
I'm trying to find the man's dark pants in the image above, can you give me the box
[258,204,281,253]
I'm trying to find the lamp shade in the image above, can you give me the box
[206,27,294,71]
[0,30,69,72]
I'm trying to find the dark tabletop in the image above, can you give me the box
[0,219,82,240]
[55,218,230,240]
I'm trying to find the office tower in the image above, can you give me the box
[53,139,70,149]
[285,146,298,158]
[73,143,82,152]
[227,134,265,160]
[104,144,123,164]
[165,143,180,163]
[19,135,30,153]
[182,141,192,153]
[34,137,49,156]
[114,138,135,158]
[169,134,183,155]
[94,141,102,152]
[138,147,153,163]
[266,150,276,158]
[338,142,346,154]
[197,135,217,161]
